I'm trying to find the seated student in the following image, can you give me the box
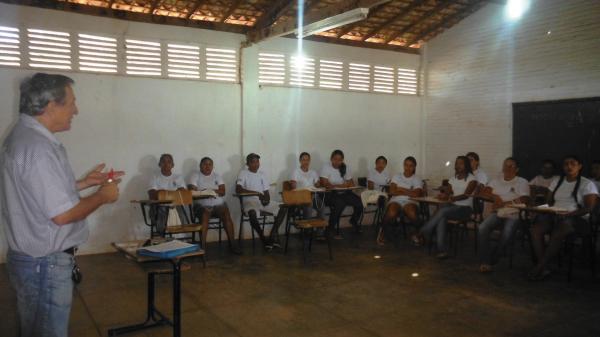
[477,157,530,272]
[290,152,322,218]
[148,154,187,235]
[188,157,241,254]
[379,156,424,245]
[590,160,600,192]
[148,153,186,199]
[236,153,287,250]
[412,156,477,259]
[290,152,321,190]
[320,149,364,235]
[530,159,559,202]
[529,155,598,280]
[148,153,191,238]
[467,151,489,188]
[360,156,390,219]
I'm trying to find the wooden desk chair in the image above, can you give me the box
[158,190,204,245]
[190,204,225,246]
[440,197,486,257]
[282,189,332,264]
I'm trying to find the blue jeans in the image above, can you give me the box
[477,213,519,264]
[7,249,75,337]
[419,204,472,252]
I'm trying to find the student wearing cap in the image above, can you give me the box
[236,153,287,250]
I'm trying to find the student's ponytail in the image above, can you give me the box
[572,173,582,206]
[339,163,347,178]
[550,175,565,206]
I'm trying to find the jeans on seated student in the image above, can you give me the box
[415,156,478,257]
[477,157,530,270]
[420,204,472,253]
[243,196,287,246]
[477,214,519,265]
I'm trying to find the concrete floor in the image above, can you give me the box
[1,228,599,337]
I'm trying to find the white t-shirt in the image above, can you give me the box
[291,168,319,189]
[488,176,529,202]
[320,163,352,185]
[390,173,423,203]
[593,179,600,194]
[449,174,476,207]
[530,175,559,189]
[549,177,598,211]
[149,173,185,191]
[473,169,489,185]
[188,171,225,207]
[237,169,270,193]
[368,169,390,190]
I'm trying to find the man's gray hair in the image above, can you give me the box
[19,73,74,116]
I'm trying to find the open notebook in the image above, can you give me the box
[137,240,201,259]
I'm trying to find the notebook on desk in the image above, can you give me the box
[137,240,201,259]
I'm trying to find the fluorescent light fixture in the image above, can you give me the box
[505,0,530,20]
[296,7,369,38]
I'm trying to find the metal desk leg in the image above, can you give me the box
[107,271,172,336]
[172,260,182,337]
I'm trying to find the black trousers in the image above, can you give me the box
[326,191,364,231]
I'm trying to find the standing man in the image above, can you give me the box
[0,73,124,337]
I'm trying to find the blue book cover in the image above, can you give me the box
[137,240,201,259]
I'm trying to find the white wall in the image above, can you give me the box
[0,3,421,261]
[423,0,600,182]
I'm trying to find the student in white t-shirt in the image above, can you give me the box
[529,159,559,202]
[290,152,321,190]
[367,156,390,191]
[413,156,478,259]
[320,149,363,235]
[467,151,489,187]
[477,157,530,272]
[360,156,390,224]
[147,154,187,235]
[290,152,322,218]
[379,156,424,245]
[188,157,240,254]
[236,153,286,250]
[529,155,599,280]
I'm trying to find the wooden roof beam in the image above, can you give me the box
[186,0,208,20]
[247,0,391,44]
[336,2,388,38]
[384,0,454,44]
[253,0,295,29]
[0,0,249,34]
[404,0,485,46]
[220,0,243,23]
[360,0,424,42]
[149,0,161,14]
